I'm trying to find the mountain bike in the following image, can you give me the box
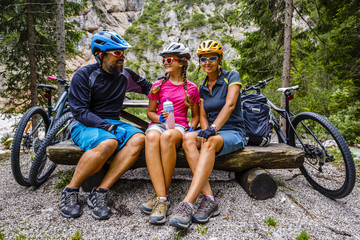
[241,77,356,199]
[29,110,72,186]
[11,76,70,186]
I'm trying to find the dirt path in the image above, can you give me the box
[1,153,359,240]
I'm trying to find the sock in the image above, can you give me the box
[158,197,168,202]
[205,195,216,202]
[183,201,194,209]
[65,186,79,192]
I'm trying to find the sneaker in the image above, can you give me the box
[149,200,170,225]
[59,187,82,218]
[192,195,220,223]
[140,194,158,215]
[87,188,111,220]
[169,202,193,229]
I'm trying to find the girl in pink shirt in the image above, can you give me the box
[140,43,200,224]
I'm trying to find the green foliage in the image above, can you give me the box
[197,224,208,235]
[264,216,277,227]
[0,230,4,240]
[54,168,75,190]
[0,0,88,113]
[296,230,310,240]
[71,230,83,240]
[15,234,26,240]
[1,132,13,149]
[231,0,360,144]
[180,12,207,31]
[123,0,165,58]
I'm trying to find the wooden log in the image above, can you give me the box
[236,168,278,200]
[47,141,305,172]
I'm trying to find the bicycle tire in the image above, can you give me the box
[11,107,50,186]
[289,111,355,199]
[29,111,73,186]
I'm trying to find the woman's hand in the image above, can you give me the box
[159,110,168,123]
[197,127,217,140]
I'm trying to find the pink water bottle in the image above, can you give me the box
[163,99,175,129]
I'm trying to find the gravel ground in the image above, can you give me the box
[1,152,360,240]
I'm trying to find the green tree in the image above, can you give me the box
[0,0,87,113]
[231,0,360,143]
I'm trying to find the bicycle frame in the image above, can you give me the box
[49,88,69,128]
[267,88,325,157]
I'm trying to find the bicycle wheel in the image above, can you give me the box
[29,111,73,186]
[289,111,355,199]
[11,107,50,186]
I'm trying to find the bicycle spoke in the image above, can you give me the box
[291,112,355,199]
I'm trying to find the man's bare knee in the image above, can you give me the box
[95,138,118,154]
[127,133,145,149]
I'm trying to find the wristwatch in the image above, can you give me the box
[210,124,218,134]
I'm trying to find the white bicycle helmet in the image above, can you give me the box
[160,42,191,60]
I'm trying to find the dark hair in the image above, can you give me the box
[150,57,192,107]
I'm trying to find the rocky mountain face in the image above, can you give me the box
[69,0,252,80]
[67,0,145,72]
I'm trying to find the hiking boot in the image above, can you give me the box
[192,195,219,223]
[87,188,111,220]
[169,202,193,229]
[140,193,158,215]
[149,200,170,225]
[59,187,82,218]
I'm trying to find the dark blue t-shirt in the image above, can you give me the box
[199,69,245,133]
[69,63,152,131]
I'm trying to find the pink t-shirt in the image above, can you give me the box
[148,79,200,127]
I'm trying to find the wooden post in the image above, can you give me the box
[236,168,278,200]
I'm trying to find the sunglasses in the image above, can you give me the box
[107,50,125,57]
[200,56,219,63]
[162,57,179,64]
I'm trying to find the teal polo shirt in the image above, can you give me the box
[199,69,245,133]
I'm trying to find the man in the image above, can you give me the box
[60,30,152,220]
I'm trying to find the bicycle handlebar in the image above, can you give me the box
[242,77,274,94]
[47,76,68,85]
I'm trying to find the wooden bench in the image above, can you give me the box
[47,140,305,199]
[48,99,305,199]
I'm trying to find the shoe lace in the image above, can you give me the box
[174,202,192,217]
[197,196,212,213]
[66,192,78,206]
[96,191,108,207]
[153,201,166,215]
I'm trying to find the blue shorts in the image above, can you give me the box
[217,130,246,156]
[71,119,143,152]
[197,129,246,157]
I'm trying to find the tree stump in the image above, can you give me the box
[236,168,278,200]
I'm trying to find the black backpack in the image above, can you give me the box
[241,93,273,146]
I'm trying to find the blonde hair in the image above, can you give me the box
[150,57,193,107]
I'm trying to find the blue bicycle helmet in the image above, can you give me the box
[91,30,132,55]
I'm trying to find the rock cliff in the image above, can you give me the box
[68,0,253,80]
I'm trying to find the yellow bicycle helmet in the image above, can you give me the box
[196,40,223,59]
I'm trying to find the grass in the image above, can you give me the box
[197,224,208,235]
[0,132,13,149]
[264,216,277,228]
[54,169,75,190]
[71,230,83,240]
[295,230,310,240]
